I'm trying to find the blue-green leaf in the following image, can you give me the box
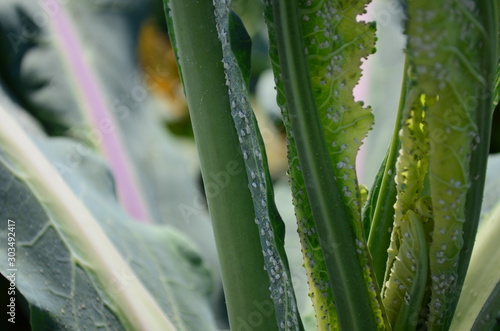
[0,105,216,330]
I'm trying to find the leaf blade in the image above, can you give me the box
[0,104,179,331]
[265,0,384,329]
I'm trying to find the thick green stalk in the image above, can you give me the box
[270,0,380,329]
[367,56,410,288]
[164,1,277,330]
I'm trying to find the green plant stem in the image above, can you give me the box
[270,0,380,329]
[367,56,410,288]
[164,1,277,330]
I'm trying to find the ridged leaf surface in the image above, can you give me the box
[263,0,382,329]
